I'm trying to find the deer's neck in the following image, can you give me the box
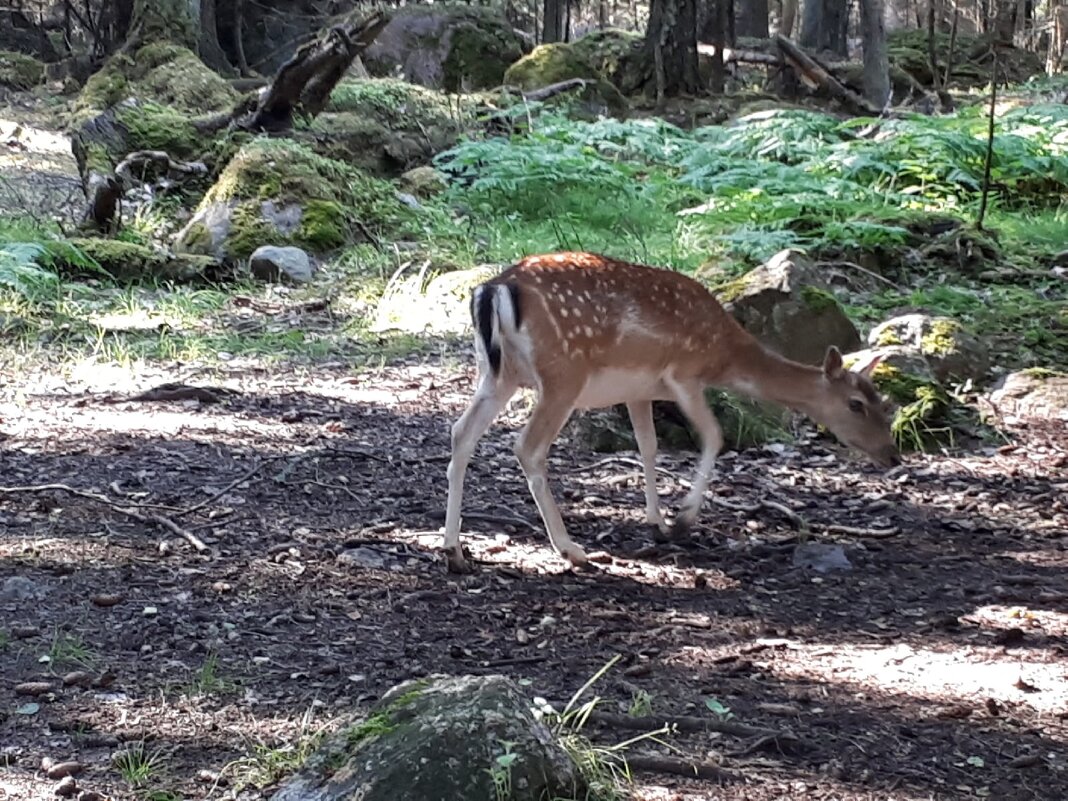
[721,340,824,414]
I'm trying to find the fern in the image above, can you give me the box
[0,242,59,297]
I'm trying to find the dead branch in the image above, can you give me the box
[114,150,208,188]
[625,753,738,782]
[567,708,806,753]
[246,10,390,131]
[774,35,881,115]
[124,383,237,404]
[0,483,208,553]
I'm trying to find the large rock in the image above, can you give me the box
[868,314,989,384]
[985,370,1068,423]
[362,5,527,91]
[311,78,469,176]
[0,50,44,90]
[271,674,582,801]
[174,139,406,263]
[715,249,862,366]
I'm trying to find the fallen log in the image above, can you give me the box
[774,34,881,115]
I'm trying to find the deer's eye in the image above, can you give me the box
[848,398,866,415]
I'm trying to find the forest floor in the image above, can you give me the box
[1,339,1067,801]
[1,84,1068,801]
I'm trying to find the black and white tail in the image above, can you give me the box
[470,282,522,375]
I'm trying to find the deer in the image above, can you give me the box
[442,252,900,574]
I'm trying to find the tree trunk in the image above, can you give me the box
[233,0,251,76]
[736,0,770,37]
[543,0,567,42]
[705,0,730,93]
[780,0,798,37]
[859,0,890,108]
[800,0,850,56]
[643,0,702,98]
[1050,2,1068,73]
[125,0,200,52]
[199,0,233,74]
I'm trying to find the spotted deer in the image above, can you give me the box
[443,252,899,573]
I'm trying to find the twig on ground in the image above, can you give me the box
[427,509,540,531]
[817,523,900,538]
[625,753,737,782]
[0,483,208,553]
[815,259,904,290]
[559,708,805,753]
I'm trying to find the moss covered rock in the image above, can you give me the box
[867,313,989,383]
[175,138,408,262]
[0,50,44,90]
[307,78,467,175]
[570,28,642,86]
[362,4,526,91]
[73,43,237,125]
[713,249,861,366]
[504,43,600,89]
[58,237,217,283]
[271,674,581,801]
[985,369,1068,423]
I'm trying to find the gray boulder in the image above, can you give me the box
[867,313,989,383]
[362,5,527,91]
[249,246,314,285]
[271,674,582,801]
[985,370,1068,423]
[372,265,501,335]
[716,249,861,366]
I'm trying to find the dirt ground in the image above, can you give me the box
[1,335,1067,801]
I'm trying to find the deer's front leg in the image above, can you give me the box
[665,377,724,532]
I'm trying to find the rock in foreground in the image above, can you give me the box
[271,674,582,801]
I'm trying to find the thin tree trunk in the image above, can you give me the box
[233,0,250,76]
[928,0,942,90]
[944,0,959,84]
[543,0,567,42]
[737,0,770,37]
[780,0,797,36]
[800,0,849,56]
[859,0,890,108]
[643,0,701,97]
[199,0,232,73]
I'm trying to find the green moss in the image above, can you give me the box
[0,50,45,90]
[117,101,200,157]
[343,681,428,748]
[190,138,408,259]
[919,318,962,356]
[59,237,215,283]
[869,363,932,405]
[800,285,839,314]
[297,200,347,250]
[83,142,114,174]
[1019,366,1067,379]
[74,43,236,122]
[225,203,276,261]
[570,28,641,85]
[503,44,598,90]
[440,9,525,92]
[891,385,950,452]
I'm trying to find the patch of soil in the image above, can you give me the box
[1,346,1066,800]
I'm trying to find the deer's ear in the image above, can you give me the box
[823,346,844,379]
[850,352,883,378]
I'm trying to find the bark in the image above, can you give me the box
[233,0,251,76]
[736,0,770,38]
[780,0,798,37]
[543,0,568,42]
[643,0,702,98]
[199,0,233,74]
[245,9,390,130]
[799,0,849,56]
[859,0,890,108]
[1048,2,1068,74]
[928,0,942,91]
[706,0,730,93]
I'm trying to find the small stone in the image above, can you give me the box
[249,245,314,285]
[792,543,852,573]
[1,575,45,601]
[77,792,106,801]
[90,594,123,607]
[337,547,388,570]
[53,776,77,797]
[46,761,83,780]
